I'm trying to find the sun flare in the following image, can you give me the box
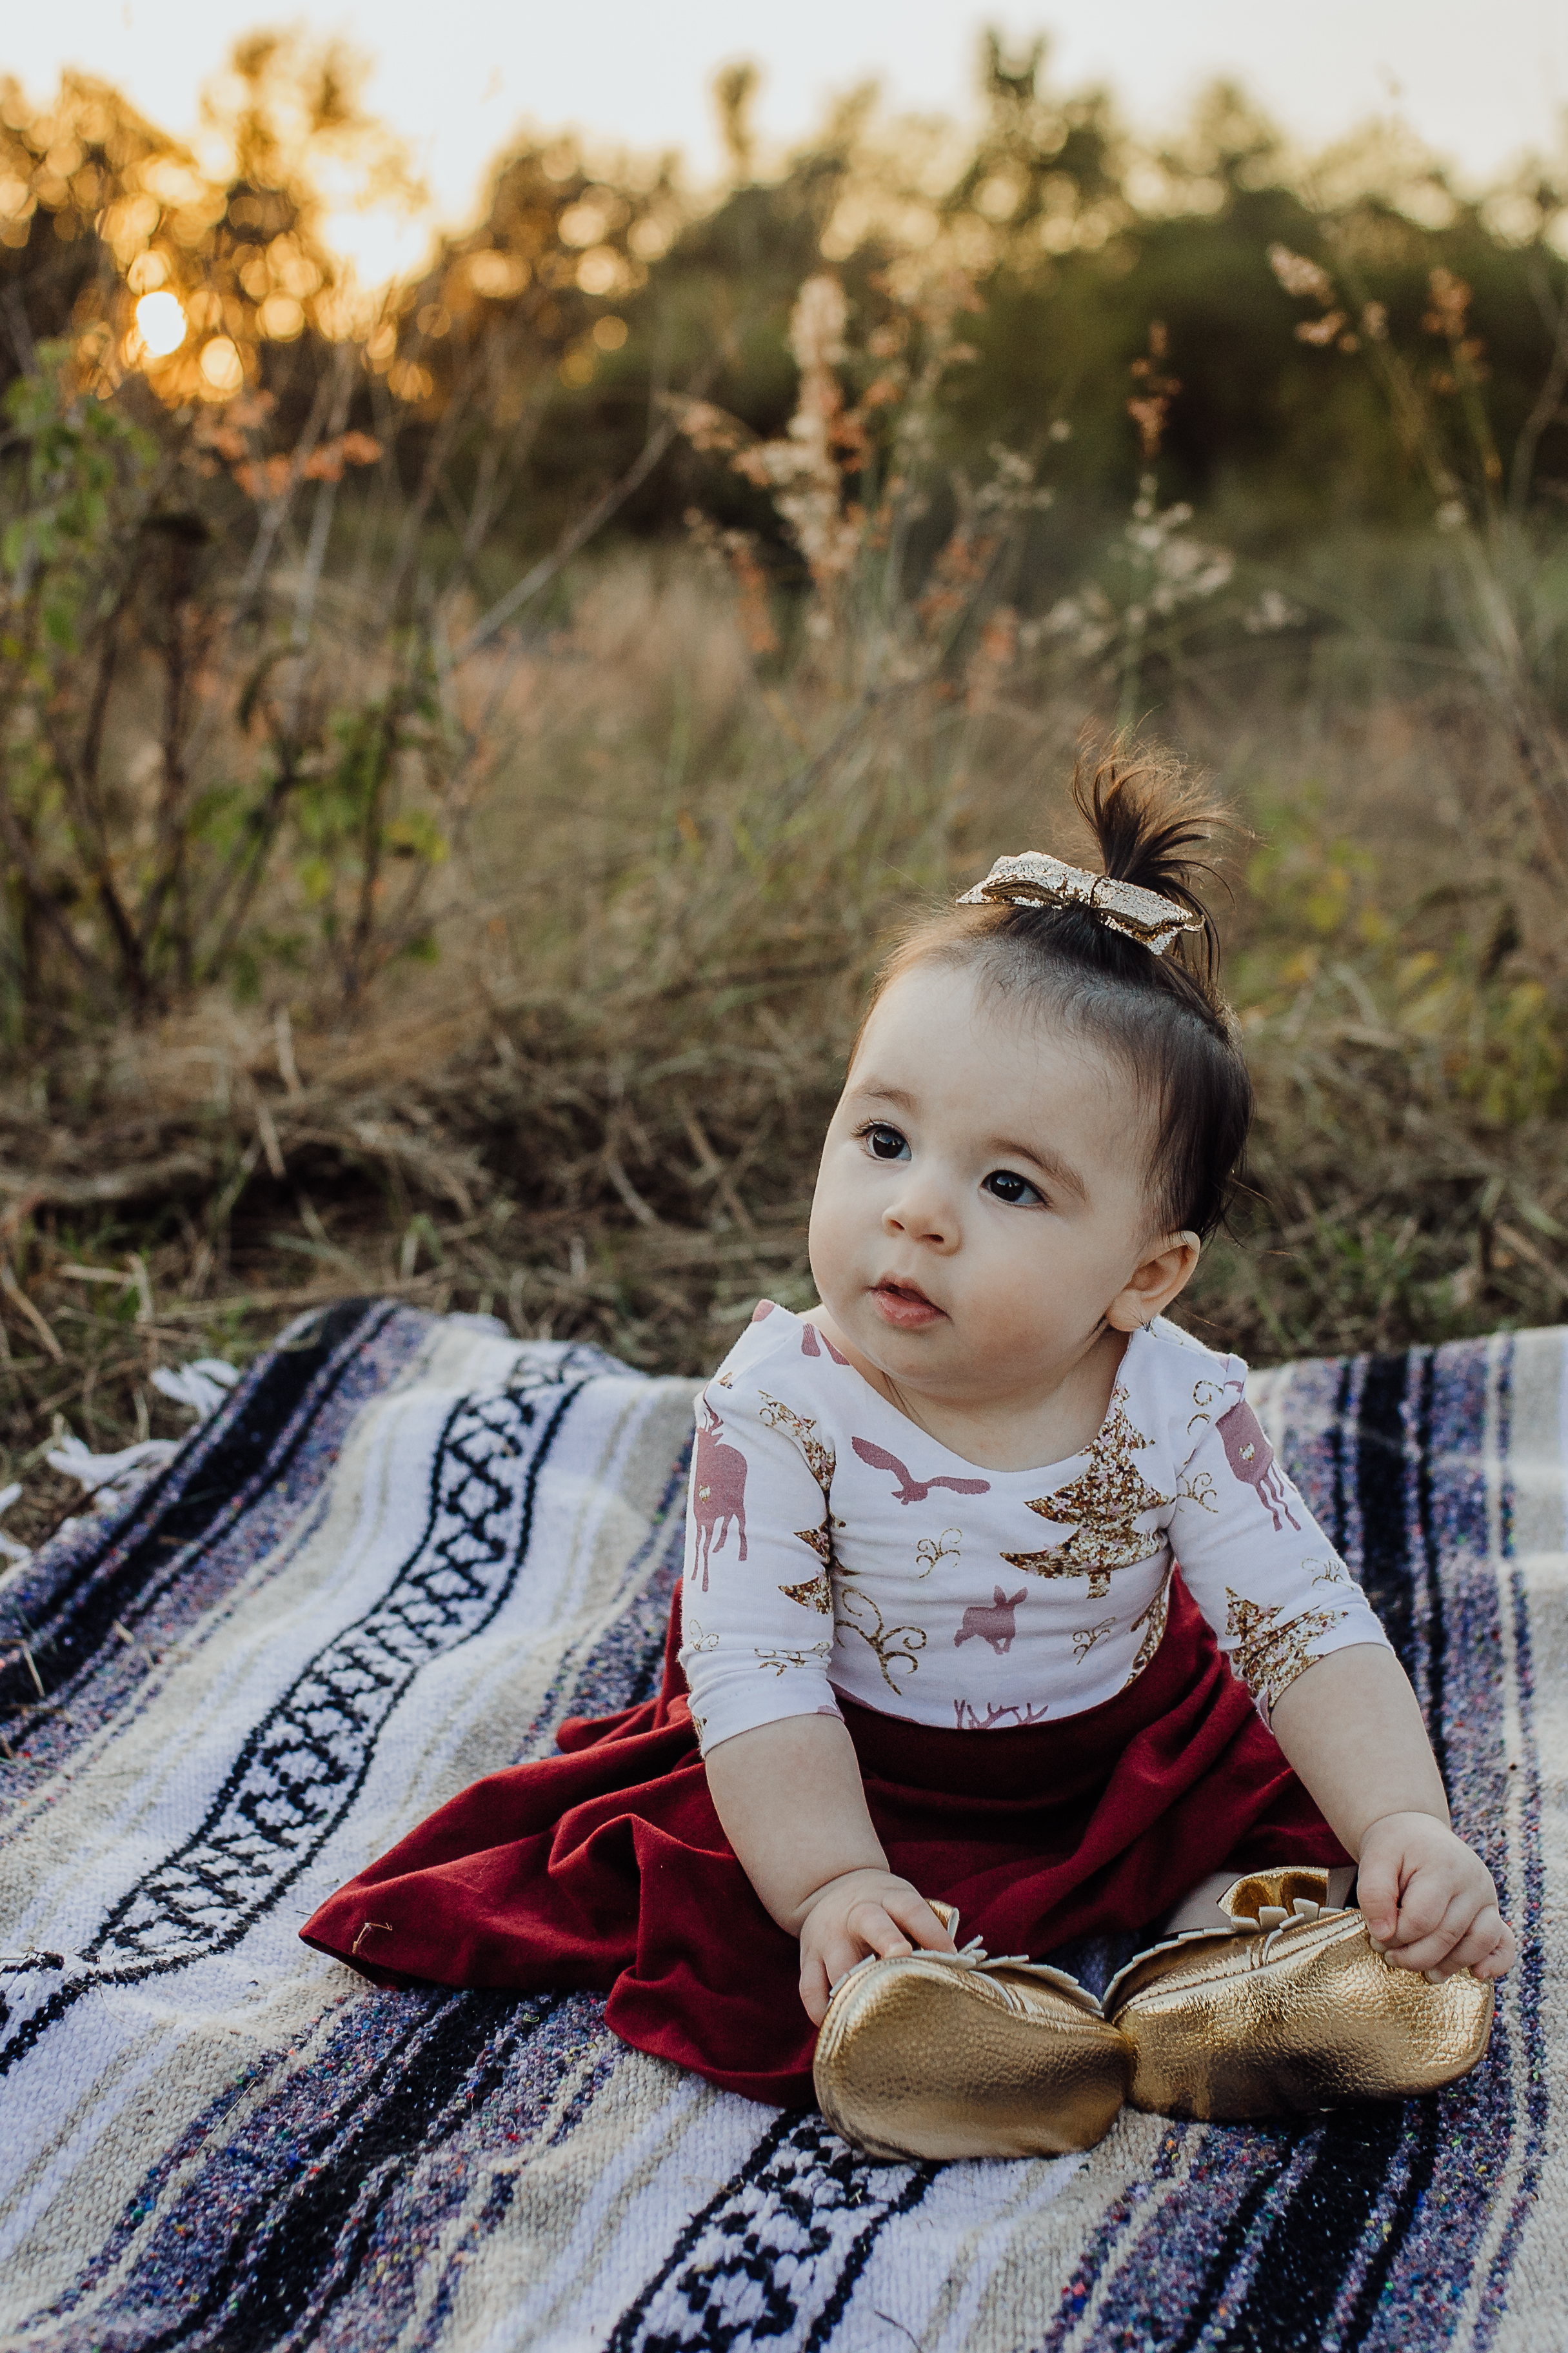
[134,289,187,358]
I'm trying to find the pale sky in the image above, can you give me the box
[6,1,1564,279]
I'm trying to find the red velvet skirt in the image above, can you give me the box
[301,1575,1346,2105]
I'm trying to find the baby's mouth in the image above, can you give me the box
[871,1277,945,1329]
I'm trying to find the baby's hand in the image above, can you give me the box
[1356,1812,1515,1981]
[796,1867,956,2024]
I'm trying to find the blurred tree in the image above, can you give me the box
[0,36,397,416]
[524,37,1567,555]
[1,27,1564,578]
[713,61,761,187]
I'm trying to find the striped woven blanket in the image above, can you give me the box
[0,1301,1557,2352]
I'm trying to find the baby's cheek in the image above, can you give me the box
[971,1253,1057,1344]
[805,1210,840,1302]
[808,1181,863,1298]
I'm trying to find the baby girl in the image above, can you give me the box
[306,746,1511,2159]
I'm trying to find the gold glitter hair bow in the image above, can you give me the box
[957,852,1205,957]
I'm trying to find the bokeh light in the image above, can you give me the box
[134,289,187,357]
[259,292,305,341]
[575,248,621,295]
[198,335,244,395]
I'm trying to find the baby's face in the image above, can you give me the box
[808,962,1166,1408]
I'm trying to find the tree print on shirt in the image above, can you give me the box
[779,1567,833,1614]
[757,1388,838,1605]
[757,1391,835,1493]
[1225,1587,1347,1708]
[1122,1569,1174,1687]
[1000,1393,1171,1600]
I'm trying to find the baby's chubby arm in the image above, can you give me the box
[703,1716,956,2023]
[1269,1645,1515,1981]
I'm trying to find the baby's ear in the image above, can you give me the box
[1109,1228,1202,1331]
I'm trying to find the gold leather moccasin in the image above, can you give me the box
[1104,1866,1494,2122]
[813,1907,1134,2163]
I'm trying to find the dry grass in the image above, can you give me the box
[4,551,1567,1544]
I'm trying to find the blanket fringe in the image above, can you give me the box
[0,1358,239,1576]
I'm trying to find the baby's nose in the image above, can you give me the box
[884,1180,957,1245]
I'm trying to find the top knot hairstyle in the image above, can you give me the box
[860,741,1253,1242]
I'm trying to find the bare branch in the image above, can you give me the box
[233,353,350,612]
[291,348,356,654]
[1509,261,1568,521]
[454,364,720,661]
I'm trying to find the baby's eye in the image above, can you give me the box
[862,1122,909,1162]
[982,1168,1044,1207]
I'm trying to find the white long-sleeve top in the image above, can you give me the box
[679,1302,1390,1755]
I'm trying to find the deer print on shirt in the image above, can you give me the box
[851,1436,992,1506]
[953,1697,1051,1729]
[1216,1400,1300,1533]
[691,1399,748,1588]
[954,1585,1027,1654]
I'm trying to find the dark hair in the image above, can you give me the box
[857,740,1253,1241]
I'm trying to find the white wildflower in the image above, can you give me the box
[1044,589,1115,659]
[788,274,848,375]
[975,444,1055,516]
[1268,244,1336,305]
[1244,588,1305,634]
[731,274,862,588]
